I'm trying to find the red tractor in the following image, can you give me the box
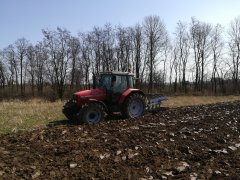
[63,71,167,124]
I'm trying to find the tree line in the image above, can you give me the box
[0,15,240,100]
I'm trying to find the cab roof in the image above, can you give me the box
[100,71,134,76]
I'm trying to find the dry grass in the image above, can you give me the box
[0,99,64,134]
[0,96,240,134]
[162,95,240,107]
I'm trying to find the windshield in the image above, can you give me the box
[98,74,112,90]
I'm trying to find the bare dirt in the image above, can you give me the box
[0,101,240,179]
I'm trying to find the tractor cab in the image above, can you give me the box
[97,72,134,104]
[97,72,134,90]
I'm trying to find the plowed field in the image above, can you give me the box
[0,101,240,179]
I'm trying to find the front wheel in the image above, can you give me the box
[62,102,78,121]
[122,93,146,118]
[78,103,104,124]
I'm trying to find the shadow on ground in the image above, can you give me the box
[47,115,124,128]
[47,107,169,127]
[47,119,78,127]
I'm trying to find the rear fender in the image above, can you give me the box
[119,89,145,105]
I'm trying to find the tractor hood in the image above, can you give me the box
[74,88,106,105]
[74,88,106,97]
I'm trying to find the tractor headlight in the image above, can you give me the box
[71,95,77,103]
[63,95,77,109]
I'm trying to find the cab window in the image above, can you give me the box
[113,75,127,93]
[99,75,112,90]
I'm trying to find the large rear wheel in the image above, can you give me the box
[122,93,145,118]
[78,103,104,124]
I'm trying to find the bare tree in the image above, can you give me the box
[175,21,190,93]
[15,38,29,96]
[173,46,179,92]
[190,18,201,91]
[0,50,6,89]
[200,23,212,91]
[4,45,18,93]
[131,24,144,87]
[190,18,212,92]
[143,15,168,93]
[42,27,71,99]
[210,24,224,94]
[79,32,92,89]
[102,23,115,71]
[116,26,132,72]
[35,42,47,95]
[91,26,104,74]
[26,45,35,96]
[228,17,240,93]
[168,45,174,91]
[68,36,80,90]
[161,38,171,90]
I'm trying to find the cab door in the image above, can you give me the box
[112,75,128,104]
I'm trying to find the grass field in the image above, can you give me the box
[162,95,240,107]
[0,96,239,134]
[0,99,64,134]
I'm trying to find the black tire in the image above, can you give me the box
[122,93,146,118]
[63,101,78,121]
[78,103,104,124]
[64,112,75,121]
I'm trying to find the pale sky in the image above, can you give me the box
[1,0,240,49]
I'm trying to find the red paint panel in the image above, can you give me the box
[119,88,140,104]
[74,88,106,106]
